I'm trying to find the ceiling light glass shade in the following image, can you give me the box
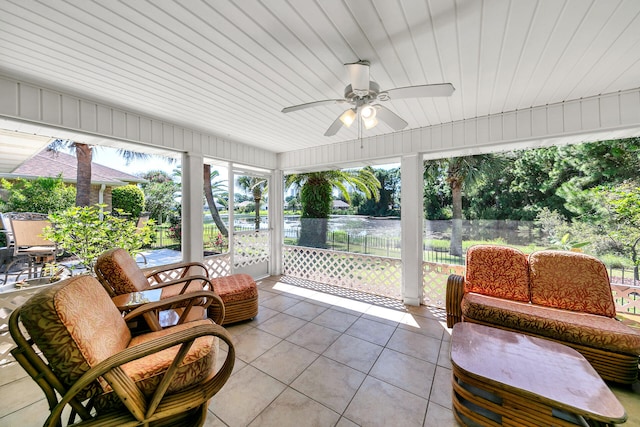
[363,116,378,130]
[339,109,357,127]
[360,105,377,120]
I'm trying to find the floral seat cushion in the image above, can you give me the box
[461,292,640,355]
[464,245,530,302]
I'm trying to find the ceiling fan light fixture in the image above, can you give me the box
[363,116,378,130]
[339,108,357,127]
[360,105,376,120]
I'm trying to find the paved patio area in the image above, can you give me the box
[1,273,638,426]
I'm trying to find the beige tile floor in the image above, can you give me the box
[1,275,639,426]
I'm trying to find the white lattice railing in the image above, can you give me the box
[283,245,402,299]
[234,231,270,268]
[612,284,640,315]
[422,262,465,308]
[204,253,232,278]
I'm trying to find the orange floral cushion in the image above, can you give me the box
[20,275,131,400]
[122,319,216,393]
[461,293,640,354]
[529,251,616,317]
[211,274,258,303]
[464,245,530,302]
[95,248,149,294]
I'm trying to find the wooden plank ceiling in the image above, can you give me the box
[0,0,639,155]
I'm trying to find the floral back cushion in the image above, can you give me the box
[20,275,131,398]
[95,247,149,294]
[529,250,616,317]
[464,245,530,302]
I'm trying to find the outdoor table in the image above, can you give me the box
[450,322,627,426]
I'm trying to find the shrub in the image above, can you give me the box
[44,204,154,270]
[112,185,145,218]
[0,176,75,213]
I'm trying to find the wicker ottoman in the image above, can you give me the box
[208,274,258,325]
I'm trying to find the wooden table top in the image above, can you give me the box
[451,323,627,423]
[111,288,163,310]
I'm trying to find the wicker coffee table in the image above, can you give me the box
[450,323,627,426]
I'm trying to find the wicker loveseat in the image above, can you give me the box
[446,245,640,384]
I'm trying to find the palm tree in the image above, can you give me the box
[285,168,380,248]
[236,176,268,230]
[204,165,229,237]
[47,139,149,207]
[425,154,507,256]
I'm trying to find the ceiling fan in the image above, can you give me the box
[281,60,455,136]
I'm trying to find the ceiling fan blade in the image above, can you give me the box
[345,61,370,92]
[282,99,346,113]
[383,83,455,100]
[324,112,346,136]
[375,105,408,131]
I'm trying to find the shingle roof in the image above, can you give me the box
[11,150,145,185]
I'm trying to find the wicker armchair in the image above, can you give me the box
[9,274,235,426]
[96,247,258,325]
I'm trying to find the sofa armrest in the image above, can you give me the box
[446,274,465,328]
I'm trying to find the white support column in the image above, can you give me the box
[269,169,284,275]
[401,154,424,306]
[228,162,235,272]
[181,152,204,263]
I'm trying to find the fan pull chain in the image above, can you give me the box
[359,110,363,149]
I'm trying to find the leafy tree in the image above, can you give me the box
[140,170,180,223]
[601,183,640,278]
[285,169,380,248]
[44,204,154,270]
[237,176,268,230]
[423,163,452,220]
[357,168,400,217]
[0,176,75,214]
[112,185,145,218]
[425,155,507,256]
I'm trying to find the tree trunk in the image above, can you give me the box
[298,218,328,248]
[203,164,229,237]
[75,143,93,207]
[450,180,463,257]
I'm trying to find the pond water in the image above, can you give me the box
[231,214,546,245]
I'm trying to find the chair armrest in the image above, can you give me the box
[142,261,209,285]
[144,274,214,294]
[46,322,235,427]
[123,290,226,326]
[446,274,465,328]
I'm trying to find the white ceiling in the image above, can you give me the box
[1,0,640,156]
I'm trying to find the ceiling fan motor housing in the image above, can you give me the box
[344,81,380,104]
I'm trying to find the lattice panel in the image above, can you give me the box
[611,284,640,314]
[283,246,402,299]
[234,231,270,268]
[422,262,465,308]
[144,264,208,285]
[204,253,232,278]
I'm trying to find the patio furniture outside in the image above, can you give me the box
[4,212,58,283]
[451,322,627,426]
